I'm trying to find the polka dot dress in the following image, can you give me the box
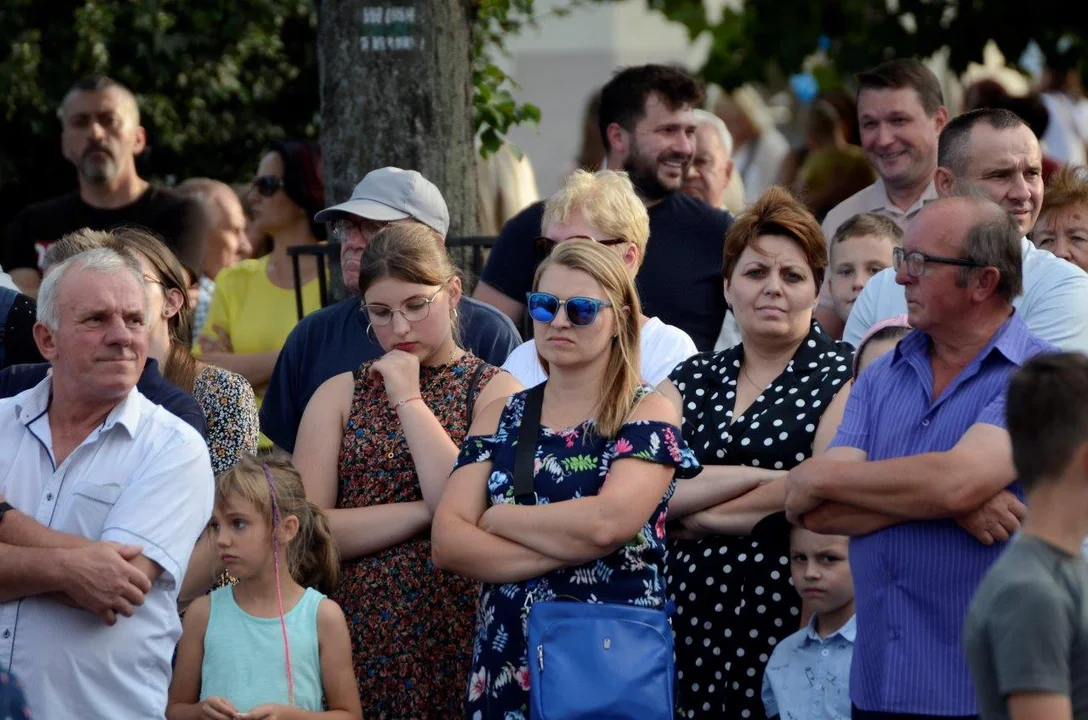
[666,321,853,719]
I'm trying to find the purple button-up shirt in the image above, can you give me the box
[829,312,1054,715]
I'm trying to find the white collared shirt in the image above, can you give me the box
[843,237,1088,353]
[0,378,214,720]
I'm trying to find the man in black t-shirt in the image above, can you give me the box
[474,64,733,350]
[3,76,204,297]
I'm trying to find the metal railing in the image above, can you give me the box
[287,236,497,321]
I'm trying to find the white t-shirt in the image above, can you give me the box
[502,316,698,387]
[843,237,1088,353]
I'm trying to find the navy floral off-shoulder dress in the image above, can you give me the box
[453,387,702,719]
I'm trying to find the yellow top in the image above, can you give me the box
[193,255,323,448]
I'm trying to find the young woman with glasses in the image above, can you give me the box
[432,240,700,718]
[502,169,698,387]
[193,139,326,448]
[292,223,521,717]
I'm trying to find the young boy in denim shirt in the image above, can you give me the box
[761,525,855,720]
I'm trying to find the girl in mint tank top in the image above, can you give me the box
[167,455,363,720]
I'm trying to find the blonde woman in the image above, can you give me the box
[501,169,697,386]
[433,241,700,717]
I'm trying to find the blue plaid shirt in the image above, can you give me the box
[762,614,855,720]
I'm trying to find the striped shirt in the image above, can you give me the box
[829,312,1054,715]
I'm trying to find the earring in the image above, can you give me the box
[366,323,378,343]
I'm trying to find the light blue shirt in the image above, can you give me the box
[844,238,1088,354]
[201,586,326,713]
[761,614,856,720]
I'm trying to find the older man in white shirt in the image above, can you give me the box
[0,247,213,719]
[845,107,1088,353]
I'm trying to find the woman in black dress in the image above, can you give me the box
[658,187,853,719]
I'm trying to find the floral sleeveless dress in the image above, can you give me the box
[452,387,702,719]
[334,353,500,719]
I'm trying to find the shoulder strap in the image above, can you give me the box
[513,383,545,505]
[465,361,488,421]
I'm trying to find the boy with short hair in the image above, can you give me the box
[965,352,1088,720]
[762,526,856,720]
[828,212,902,325]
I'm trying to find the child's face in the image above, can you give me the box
[210,493,273,581]
[829,234,896,322]
[858,337,901,373]
[790,527,854,616]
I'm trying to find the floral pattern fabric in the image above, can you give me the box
[193,364,259,476]
[452,387,701,718]
[334,353,499,719]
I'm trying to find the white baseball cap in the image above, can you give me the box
[314,167,450,237]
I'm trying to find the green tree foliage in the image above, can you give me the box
[0,0,320,222]
[0,0,544,225]
[647,0,1086,90]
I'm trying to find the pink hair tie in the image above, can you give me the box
[262,463,295,707]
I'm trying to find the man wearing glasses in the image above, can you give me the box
[3,76,205,299]
[259,167,522,454]
[784,195,1057,720]
[843,107,1088,353]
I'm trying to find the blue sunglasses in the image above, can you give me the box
[526,292,613,326]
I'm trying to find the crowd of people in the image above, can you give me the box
[1,52,1088,720]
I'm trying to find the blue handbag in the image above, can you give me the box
[513,384,675,720]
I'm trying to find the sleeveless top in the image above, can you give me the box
[335,352,500,717]
[200,586,325,713]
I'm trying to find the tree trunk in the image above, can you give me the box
[317,0,477,300]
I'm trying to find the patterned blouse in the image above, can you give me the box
[193,364,259,475]
[452,387,701,718]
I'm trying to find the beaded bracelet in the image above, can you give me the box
[392,395,423,410]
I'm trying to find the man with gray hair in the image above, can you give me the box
[260,166,521,453]
[844,107,1088,353]
[684,109,744,214]
[786,196,1056,719]
[0,247,213,718]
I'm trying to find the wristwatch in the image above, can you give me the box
[0,501,13,526]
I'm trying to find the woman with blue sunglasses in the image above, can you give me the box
[434,240,701,718]
[501,169,698,387]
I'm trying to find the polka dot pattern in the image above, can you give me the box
[666,322,853,718]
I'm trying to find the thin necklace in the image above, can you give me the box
[741,364,768,393]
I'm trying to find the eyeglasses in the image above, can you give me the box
[252,175,284,197]
[892,247,987,278]
[526,292,613,326]
[363,289,443,326]
[329,217,388,243]
[533,236,629,263]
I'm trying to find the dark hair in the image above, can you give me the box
[856,59,944,116]
[963,82,1051,140]
[854,323,912,376]
[938,108,1030,175]
[723,186,828,290]
[957,202,1024,302]
[1007,352,1088,491]
[269,139,326,241]
[61,75,139,122]
[598,65,704,152]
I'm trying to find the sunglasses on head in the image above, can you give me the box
[252,175,284,197]
[526,292,613,326]
[533,236,628,263]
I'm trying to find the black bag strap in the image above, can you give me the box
[465,361,488,421]
[513,383,546,505]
